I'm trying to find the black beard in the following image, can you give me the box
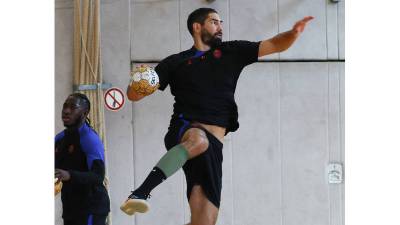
[208,37,222,47]
[201,30,222,47]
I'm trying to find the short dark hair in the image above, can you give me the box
[187,8,218,36]
[69,92,91,113]
[69,92,92,126]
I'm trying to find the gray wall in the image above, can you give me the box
[55,0,344,225]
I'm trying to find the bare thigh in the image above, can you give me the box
[187,185,219,225]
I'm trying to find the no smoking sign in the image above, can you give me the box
[104,87,125,111]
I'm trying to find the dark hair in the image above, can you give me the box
[69,92,91,125]
[187,8,218,36]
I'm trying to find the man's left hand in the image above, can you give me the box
[55,168,71,181]
[292,16,314,35]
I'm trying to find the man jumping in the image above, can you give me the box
[121,7,313,225]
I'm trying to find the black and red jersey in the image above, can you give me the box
[155,40,260,133]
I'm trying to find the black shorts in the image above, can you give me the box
[164,116,224,208]
[63,214,107,225]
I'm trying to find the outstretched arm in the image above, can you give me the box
[258,16,314,57]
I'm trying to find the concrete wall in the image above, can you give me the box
[130,0,345,61]
[55,2,74,224]
[55,0,344,225]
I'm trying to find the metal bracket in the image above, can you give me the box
[73,83,112,92]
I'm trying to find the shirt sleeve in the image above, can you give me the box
[155,55,174,91]
[80,131,105,170]
[68,130,105,185]
[154,60,170,91]
[68,160,105,185]
[230,40,261,66]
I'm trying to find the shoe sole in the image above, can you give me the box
[120,199,150,216]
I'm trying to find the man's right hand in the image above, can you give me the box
[127,65,160,101]
[127,85,147,101]
[55,168,71,181]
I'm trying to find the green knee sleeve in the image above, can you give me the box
[156,144,189,178]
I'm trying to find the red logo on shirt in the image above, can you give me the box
[187,59,192,65]
[213,49,222,59]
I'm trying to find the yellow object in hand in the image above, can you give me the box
[55,178,63,196]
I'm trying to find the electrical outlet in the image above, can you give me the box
[327,163,343,184]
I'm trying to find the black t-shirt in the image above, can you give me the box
[155,40,260,133]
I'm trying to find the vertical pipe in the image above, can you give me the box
[79,0,89,85]
[73,0,81,86]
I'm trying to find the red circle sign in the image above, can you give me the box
[104,87,125,111]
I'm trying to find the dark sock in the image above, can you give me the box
[131,144,189,199]
[132,167,166,198]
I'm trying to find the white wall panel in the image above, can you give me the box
[131,1,180,61]
[55,7,74,132]
[278,0,327,59]
[338,1,345,59]
[101,0,135,224]
[54,6,74,225]
[230,0,279,60]
[233,63,282,225]
[129,0,344,61]
[327,0,339,59]
[327,62,345,225]
[280,63,330,225]
[339,62,345,225]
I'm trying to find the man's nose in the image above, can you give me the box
[62,108,71,115]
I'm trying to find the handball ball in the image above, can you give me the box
[130,65,160,95]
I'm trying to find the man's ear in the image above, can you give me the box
[82,110,89,120]
[193,22,201,34]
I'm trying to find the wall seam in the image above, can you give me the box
[339,62,344,225]
[278,63,283,225]
[327,62,332,225]
[228,0,235,224]
[337,3,340,59]
[277,0,280,60]
[178,0,182,52]
[325,0,329,59]
[129,1,138,225]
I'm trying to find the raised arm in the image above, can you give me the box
[258,16,314,57]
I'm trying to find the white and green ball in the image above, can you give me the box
[130,65,160,95]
